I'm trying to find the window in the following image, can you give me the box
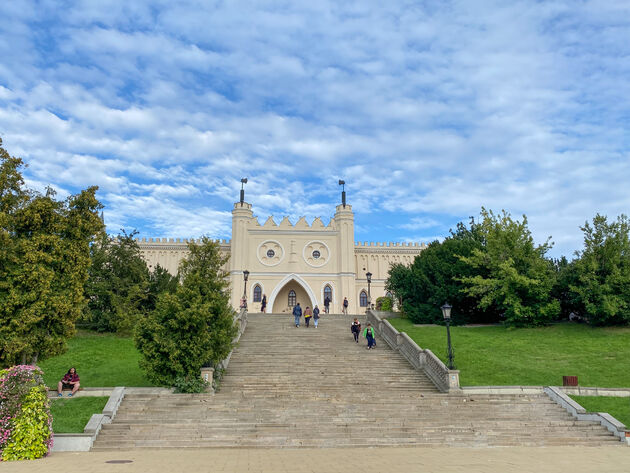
[312,250,321,259]
[324,285,332,302]
[360,290,368,307]
[288,290,296,307]
[253,285,262,302]
[267,249,275,258]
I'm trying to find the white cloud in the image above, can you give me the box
[0,0,628,257]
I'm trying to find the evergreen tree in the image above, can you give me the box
[134,237,237,387]
[0,139,103,366]
[83,230,150,333]
[144,263,179,312]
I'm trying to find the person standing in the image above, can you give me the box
[363,323,376,349]
[261,294,267,313]
[304,306,313,327]
[292,303,302,327]
[313,305,320,328]
[324,296,330,314]
[351,318,361,343]
[342,297,349,315]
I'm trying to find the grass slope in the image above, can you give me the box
[39,330,156,388]
[388,319,630,387]
[570,396,630,427]
[50,396,109,433]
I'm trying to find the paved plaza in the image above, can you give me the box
[3,447,630,473]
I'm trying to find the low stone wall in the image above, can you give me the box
[367,310,460,393]
[545,386,629,445]
[52,386,125,452]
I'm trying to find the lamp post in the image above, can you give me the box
[242,270,249,309]
[366,272,372,309]
[441,302,455,370]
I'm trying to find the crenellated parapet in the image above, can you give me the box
[135,237,231,275]
[254,215,335,230]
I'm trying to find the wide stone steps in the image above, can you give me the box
[92,313,622,449]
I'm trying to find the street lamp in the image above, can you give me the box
[441,302,455,370]
[242,270,250,309]
[366,272,372,309]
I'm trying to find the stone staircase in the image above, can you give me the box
[92,313,621,449]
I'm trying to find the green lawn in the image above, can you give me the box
[388,319,630,387]
[50,396,109,433]
[569,396,630,427]
[39,330,156,388]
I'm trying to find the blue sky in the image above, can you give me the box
[0,1,629,258]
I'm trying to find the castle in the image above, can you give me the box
[137,196,425,314]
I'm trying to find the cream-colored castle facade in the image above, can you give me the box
[137,199,425,314]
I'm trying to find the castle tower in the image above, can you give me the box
[333,203,357,312]
[230,201,253,308]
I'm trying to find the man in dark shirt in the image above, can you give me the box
[57,367,80,397]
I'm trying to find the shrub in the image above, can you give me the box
[173,375,210,393]
[375,296,393,311]
[0,365,53,461]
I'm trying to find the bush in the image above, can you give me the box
[173,375,211,393]
[375,296,393,311]
[0,365,53,461]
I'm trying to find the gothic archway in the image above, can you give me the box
[268,274,317,313]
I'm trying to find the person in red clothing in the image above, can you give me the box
[57,367,80,397]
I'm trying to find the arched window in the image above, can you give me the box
[324,285,332,302]
[360,290,368,307]
[288,290,297,307]
[253,285,262,302]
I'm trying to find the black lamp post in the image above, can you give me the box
[242,270,250,308]
[441,302,455,370]
[366,272,372,309]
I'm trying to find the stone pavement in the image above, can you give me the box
[2,447,630,473]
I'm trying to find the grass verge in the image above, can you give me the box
[388,319,630,387]
[569,396,630,427]
[39,330,156,388]
[50,396,109,433]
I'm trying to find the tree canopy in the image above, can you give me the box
[0,139,103,366]
[82,230,151,333]
[568,214,630,325]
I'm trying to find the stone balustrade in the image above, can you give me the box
[367,309,460,393]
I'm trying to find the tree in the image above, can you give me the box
[0,139,103,366]
[386,221,499,324]
[458,208,559,326]
[569,214,630,325]
[134,237,237,387]
[144,264,179,312]
[82,230,150,333]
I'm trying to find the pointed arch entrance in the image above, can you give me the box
[268,274,317,313]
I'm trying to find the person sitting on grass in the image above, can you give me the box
[57,367,80,397]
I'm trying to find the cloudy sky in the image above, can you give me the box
[1,1,629,258]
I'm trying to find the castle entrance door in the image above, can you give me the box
[271,280,314,314]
